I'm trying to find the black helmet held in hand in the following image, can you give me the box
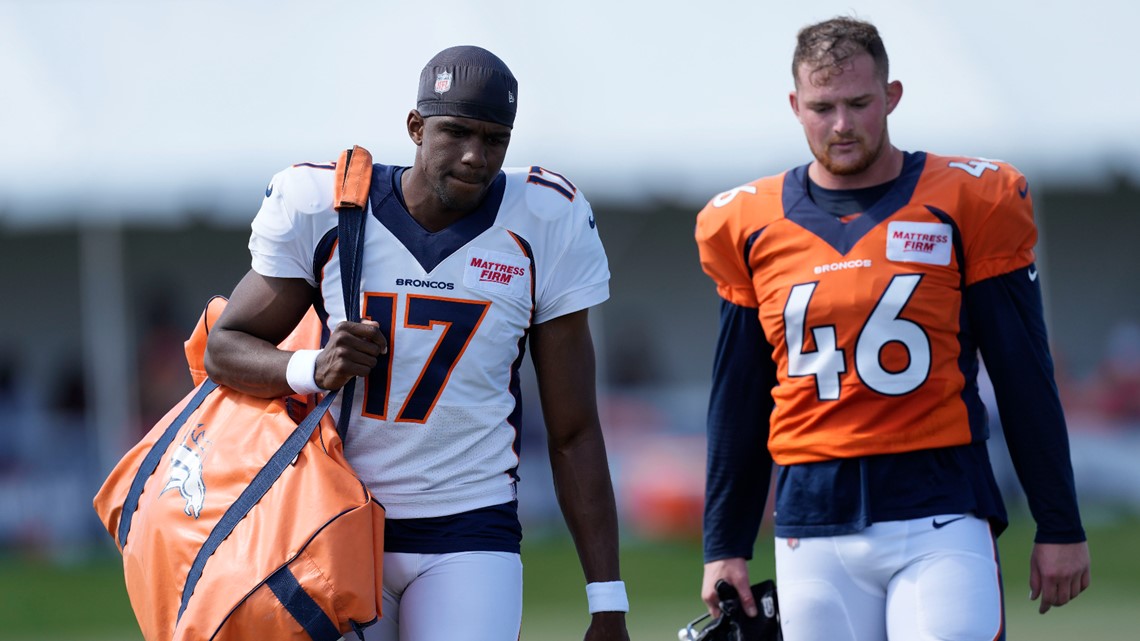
[678,579,782,641]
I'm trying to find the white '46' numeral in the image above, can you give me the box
[784,283,846,400]
[784,274,931,401]
[948,159,999,177]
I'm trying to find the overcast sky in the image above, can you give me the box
[2,0,1136,225]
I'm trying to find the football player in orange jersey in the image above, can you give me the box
[695,17,1090,641]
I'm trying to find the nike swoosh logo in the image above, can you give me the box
[588,216,596,229]
[932,516,967,529]
[1028,268,1038,281]
[1018,182,1029,199]
[265,183,274,197]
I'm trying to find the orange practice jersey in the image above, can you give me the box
[696,152,1035,465]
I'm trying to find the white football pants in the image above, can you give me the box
[364,550,523,641]
[775,514,1003,641]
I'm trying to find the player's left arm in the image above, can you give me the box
[962,166,1090,612]
[531,308,629,641]
[967,267,1091,613]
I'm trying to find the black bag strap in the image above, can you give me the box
[333,145,372,444]
[266,565,344,641]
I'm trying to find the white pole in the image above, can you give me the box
[80,222,138,478]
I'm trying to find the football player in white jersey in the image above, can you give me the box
[205,46,630,641]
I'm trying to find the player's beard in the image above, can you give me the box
[433,176,487,213]
[813,121,888,177]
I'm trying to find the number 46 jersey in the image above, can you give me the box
[249,162,609,519]
[695,152,1036,465]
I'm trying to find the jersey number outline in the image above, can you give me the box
[361,293,490,423]
[711,184,758,208]
[526,166,577,202]
[784,274,931,400]
[948,159,999,177]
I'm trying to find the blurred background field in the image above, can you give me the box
[3,2,1140,640]
[1,513,1137,641]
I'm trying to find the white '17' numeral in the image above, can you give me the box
[784,275,931,401]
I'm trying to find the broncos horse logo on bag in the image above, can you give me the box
[160,425,210,518]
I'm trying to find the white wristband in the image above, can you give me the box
[285,349,325,395]
[585,581,629,613]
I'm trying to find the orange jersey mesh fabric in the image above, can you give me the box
[696,152,1036,464]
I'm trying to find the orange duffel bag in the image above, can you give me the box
[94,145,383,641]
[93,297,384,641]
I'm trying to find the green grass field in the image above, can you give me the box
[1,513,1135,640]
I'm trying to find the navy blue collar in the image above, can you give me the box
[370,165,506,273]
[782,151,926,255]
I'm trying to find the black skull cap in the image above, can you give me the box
[416,45,518,128]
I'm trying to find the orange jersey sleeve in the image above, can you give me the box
[694,176,786,308]
[921,155,1037,285]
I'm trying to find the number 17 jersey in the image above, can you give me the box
[249,161,609,519]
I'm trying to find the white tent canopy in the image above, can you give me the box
[2,0,1137,226]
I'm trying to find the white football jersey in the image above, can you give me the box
[248,161,610,518]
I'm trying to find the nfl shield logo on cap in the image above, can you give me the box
[434,71,453,94]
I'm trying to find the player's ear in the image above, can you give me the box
[407,110,426,145]
[789,90,803,122]
[885,80,903,115]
